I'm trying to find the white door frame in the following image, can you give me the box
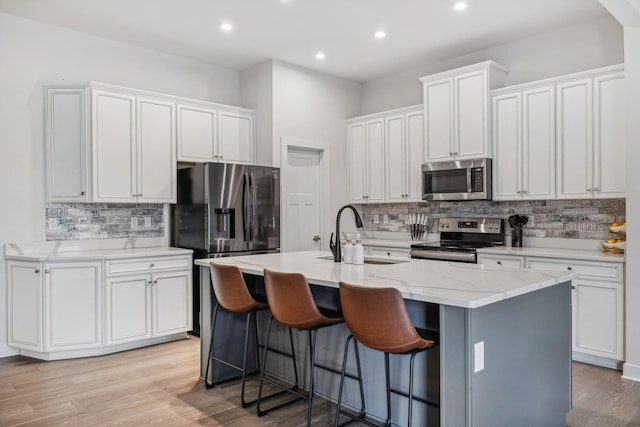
[280,137,330,253]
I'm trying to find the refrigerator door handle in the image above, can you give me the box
[249,172,255,242]
[242,172,249,242]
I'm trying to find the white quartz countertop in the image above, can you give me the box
[195,250,575,309]
[477,246,625,263]
[5,246,193,262]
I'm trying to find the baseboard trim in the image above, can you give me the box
[622,362,640,382]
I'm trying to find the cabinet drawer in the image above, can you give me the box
[526,257,622,281]
[366,247,410,258]
[477,255,524,269]
[106,256,191,275]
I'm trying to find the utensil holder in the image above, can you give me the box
[409,224,427,240]
[511,228,523,247]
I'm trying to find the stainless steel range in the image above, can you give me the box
[410,217,505,263]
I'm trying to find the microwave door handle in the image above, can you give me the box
[467,168,472,193]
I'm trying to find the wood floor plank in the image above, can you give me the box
[2,337,640,426]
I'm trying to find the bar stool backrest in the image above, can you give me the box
[339,281,425,354]
[210,262,262,313]
[263,268,325,329]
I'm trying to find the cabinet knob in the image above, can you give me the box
[571,285,576,290]
[219,156,223,159]
[150,263,155,268]
[34,269,40,274]
[497,261,502,265]
[81,191,85,196]
[594,187,599,192]
[567,266,573,271]
[453,151,458,155]
[586,187,592,192]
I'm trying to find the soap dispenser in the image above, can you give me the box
[343,234,354,264]
[353,234,364,265]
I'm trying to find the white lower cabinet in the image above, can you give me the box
[8,260,102,354]
[478,252,624,367]
[105,256,192,345]
[7,253,192,360]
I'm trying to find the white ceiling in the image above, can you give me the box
[0,0,610,82]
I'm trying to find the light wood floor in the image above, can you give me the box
[1,337,639,426]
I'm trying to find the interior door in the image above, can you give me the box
[284,147,322,252]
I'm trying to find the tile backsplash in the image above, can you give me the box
[362,198,626,240]
[46,204,164,241]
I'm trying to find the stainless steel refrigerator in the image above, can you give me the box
[172,163,280,336]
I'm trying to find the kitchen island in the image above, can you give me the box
[195,251,575,426]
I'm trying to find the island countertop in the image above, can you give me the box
[195,250,575,309]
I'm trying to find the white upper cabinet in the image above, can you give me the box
[492,85,555,200]
[347,118,384,203]
[385,109,424,201]
[45,82,255,203]
[46,88,90,202]
[556,67,625,199]
[347,105,423,204]
[421,61,508,162]
[177,104,255,164]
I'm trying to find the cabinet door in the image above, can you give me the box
[45,262,102,351]
[423,77,453,161]
[176,104,217,162]
[218,110,254,164]
[385,114,406,201]
[573,280,623,360]
[593,73,625,198]
[455,69,488,158]
[152,270,192,336]
[92,90,136,202]
[366,119,385,201]
[8,261,42,351]
[405,110,424,201]
[522,86,555,199]
[46,88,89,202]
[137,97,176,203]
[348,122,366,202]
[556,79,593,199]
[105,275,151,345]
[492,92,521,200]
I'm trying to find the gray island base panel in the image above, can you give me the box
[195,251,573,427]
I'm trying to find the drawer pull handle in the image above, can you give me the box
[571,285,576,290]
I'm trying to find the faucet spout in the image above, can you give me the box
[333,205,364,262]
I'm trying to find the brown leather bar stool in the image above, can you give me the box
[257,268,361,427]
[205,262,296,408]
[335,281,437,427]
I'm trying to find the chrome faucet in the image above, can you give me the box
[330,205,364,262]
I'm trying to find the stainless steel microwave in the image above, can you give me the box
[422,158,492,201]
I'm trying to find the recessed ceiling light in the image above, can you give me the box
[374,30,387,40]
[220,22,233,32]
[315,52,326,60]
[453,1,467,11]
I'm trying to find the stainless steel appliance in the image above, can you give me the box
[172,163,280,335]
[410,217,504,263]
[422,158,492,201]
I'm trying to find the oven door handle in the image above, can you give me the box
[410,249,477,263]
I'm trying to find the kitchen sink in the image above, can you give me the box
[316,255,409,265]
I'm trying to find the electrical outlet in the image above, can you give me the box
[373,214,380,224]
[48,218,58,230]
[131,217,138,230]
[144,216,151,228]
[383,214,389,223]
[474,341,485,373]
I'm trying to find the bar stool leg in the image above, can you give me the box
[334,335,366,427]
[240,311,253,407]
[384,353,392,427]
[408,351,419,427]
[307,329,318,427]
[204,303,221,389]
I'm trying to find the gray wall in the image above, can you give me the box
[360,15,624,115]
